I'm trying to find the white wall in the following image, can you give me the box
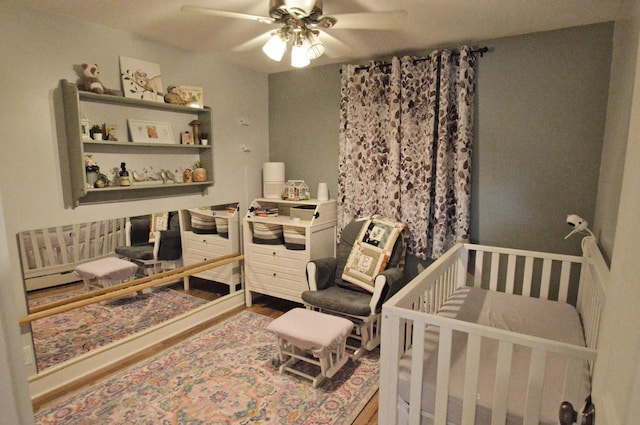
[592,2,640,423]
[0,3,269,377]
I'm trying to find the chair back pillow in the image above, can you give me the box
[341,216,406,293]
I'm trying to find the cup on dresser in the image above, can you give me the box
[317,182,329,201]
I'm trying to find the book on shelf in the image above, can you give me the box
[254,207,279,217]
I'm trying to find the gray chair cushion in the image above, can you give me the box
[301,285,372,316]
[115,244,153,260]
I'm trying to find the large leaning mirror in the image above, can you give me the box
[18,203,242,374]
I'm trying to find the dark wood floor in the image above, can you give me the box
[29,279,378,424]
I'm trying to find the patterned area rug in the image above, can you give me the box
[34,311,379,425]
[29,287,207,371]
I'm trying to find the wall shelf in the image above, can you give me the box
[59,79,214,207]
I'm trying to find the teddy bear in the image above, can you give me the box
[82,63,117,95]
[164,85,187,105]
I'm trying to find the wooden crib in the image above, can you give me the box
[18,218,126,291]
[379,239,607,425]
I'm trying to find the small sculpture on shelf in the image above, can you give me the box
[189,119,201,145]
[192,160,207,182]
[118,162,131,186]
[183,168,193,183]
[84,154,100,188]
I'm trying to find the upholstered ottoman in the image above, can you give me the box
[266,308,354,387]
[74,257,138,291]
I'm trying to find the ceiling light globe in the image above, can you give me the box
[291,44,311,67]
[262,33,287,62]
[306,37,324,60]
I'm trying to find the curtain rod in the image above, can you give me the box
[347,46,489,73]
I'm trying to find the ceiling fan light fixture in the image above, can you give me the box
[305,30,324,60]
[291,43,311,67]
[262,31,288,62]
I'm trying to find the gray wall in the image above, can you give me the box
[269,23,613,257]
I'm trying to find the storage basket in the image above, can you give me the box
[214,215,229,239]
[283,226,306,250]
[252,222,284,245]
[189,209,216,234]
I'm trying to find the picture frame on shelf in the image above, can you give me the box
[181,131,193,145]
[80,119,91,140]
[177,85,204,108]
[104,123,118,141]
[119,56,164,103]
[128,119,174,144]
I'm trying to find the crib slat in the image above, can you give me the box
[409,321,427,425]
[55,226,69,265]
[540,258,552,299]
[29,229,44,269]
[82,222,91,259]
[558,260,571,303]
[41,228,57,267]
[523,348,546,425]
[522,256,534,296]
[474,250,483,288]
[461,334,481,425]
[492,341,513,425]
[489,252,499,291]
[434,327,453,425]
[72,223,81,262]
[505,254,516,294]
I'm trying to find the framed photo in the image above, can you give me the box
[181,131,193,145]
[104,123,118,141]
[128,119,174,144]
[177,85,204,108]
[119,56,164,103]
[80,119,91,140]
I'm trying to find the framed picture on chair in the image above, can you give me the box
[149,212,169,243]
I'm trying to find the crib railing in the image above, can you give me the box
[380,242,607,425]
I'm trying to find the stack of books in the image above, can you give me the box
[254,207,279,217]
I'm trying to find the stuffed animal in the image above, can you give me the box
[164,85,187,105]
[82,63,117,95]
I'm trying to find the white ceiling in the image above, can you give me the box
[22,0,622,74]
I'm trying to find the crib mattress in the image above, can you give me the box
[397,286,590,425]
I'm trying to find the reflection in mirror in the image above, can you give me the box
[18,203,241,373]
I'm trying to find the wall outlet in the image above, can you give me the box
[23,345,32,366]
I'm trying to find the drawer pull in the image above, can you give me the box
[273,273,276,277]
[272,252,276,256]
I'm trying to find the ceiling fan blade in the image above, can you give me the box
[317,31,351,58]
[329,10,408,30]
[181,5,275,24]
[231,32,273,52]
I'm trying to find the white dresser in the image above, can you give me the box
[243,198,337,306]
[179,206,241,293]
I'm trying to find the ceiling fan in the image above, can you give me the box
[181,0,408,68]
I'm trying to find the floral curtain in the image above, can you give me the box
[338,46,477,259]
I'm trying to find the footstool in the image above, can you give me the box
[74,257,139,291]
[266,308,354,387]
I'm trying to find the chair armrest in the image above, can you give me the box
[306,257,338,291]
[369,267,406,313]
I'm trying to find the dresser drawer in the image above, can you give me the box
[248,244,306,270]
[184,232,229,251]
[245,266,307,301]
